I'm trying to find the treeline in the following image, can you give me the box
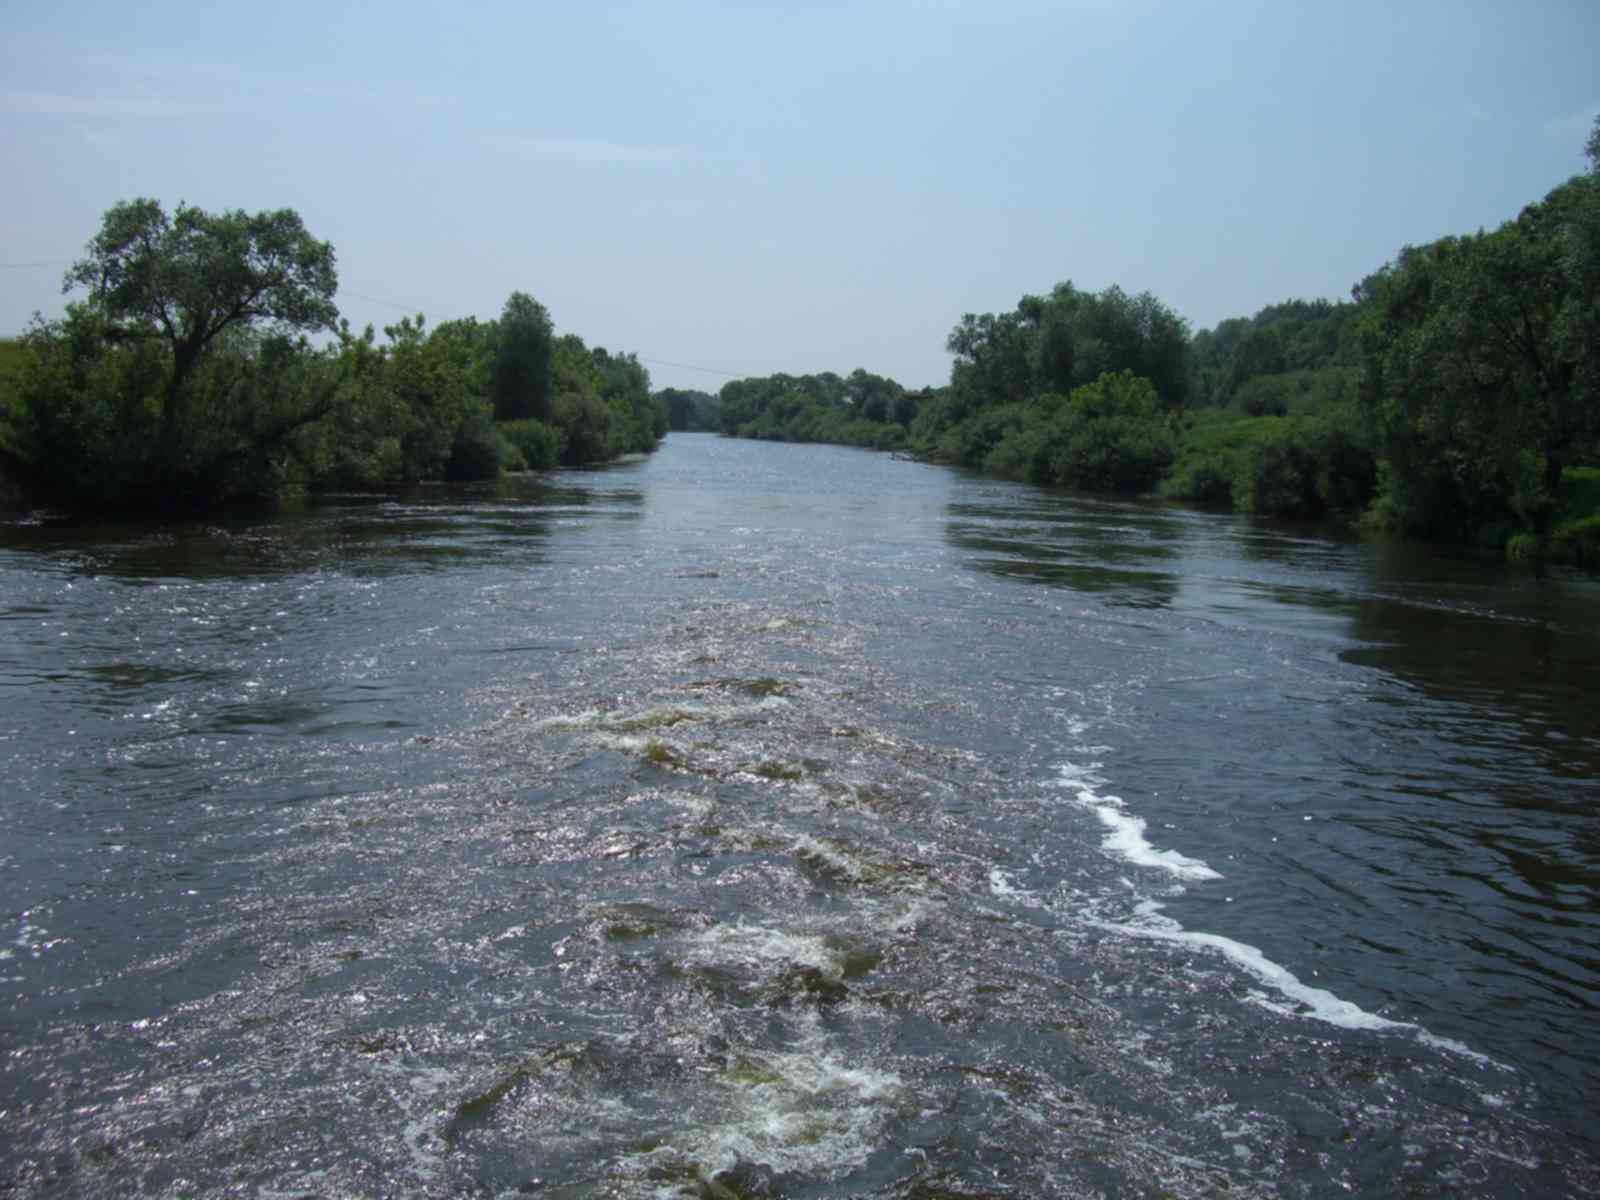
[0,200,665,511]
[715,369,921,450]
[712,120,1600,565]
[656,387,721,433]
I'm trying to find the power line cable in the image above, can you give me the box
[337,286,433,314]
[633,356,746,379]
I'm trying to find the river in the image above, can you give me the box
[2,433,1596,1198]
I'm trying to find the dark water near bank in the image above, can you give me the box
[2,434,1596,1198]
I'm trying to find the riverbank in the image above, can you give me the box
[714,413,1600,570]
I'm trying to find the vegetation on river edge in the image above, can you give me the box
[3,122,1596,564]
[0,200,664,510]
[700,120,1600,567]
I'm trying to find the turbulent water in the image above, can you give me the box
[2,434,1597,1198]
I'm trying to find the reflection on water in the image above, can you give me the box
[945,493,1183,607]
[943,474,1599,1140]
[2,439,1597,1197]
[0,476,647,583]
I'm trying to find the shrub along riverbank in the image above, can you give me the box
[0,201,664,512]
[704,121,1600,567]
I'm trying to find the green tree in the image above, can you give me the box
[846,368,903,422]
[1356,165,1600,543]
[61,199,338,462]
[14,200,343,507]
[491,291,553,422]
[657,387,717,431]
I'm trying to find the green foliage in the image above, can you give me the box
[657,387,719,431]
[553,390,613,464]
[11,203,664,509]
[0,338,28,453]
[1355,169,1600,546]
[491,291,553,421]
[445,409,502,481]
[17,308,347,508]
[64,199,339,368]
[845,368,905,423]
[11,199,344,507]
[901,281,1189,471]
[1159,406,1377,519]
[1557,465,1600,515]
[941,402,1027,469]
[381,315,486,480]
[940,282,1191,428]
[1550,514,1600,567]
[1505,531,1541,562]
[1547,465,1600,566]
[714,369,910,450]
[498,418,561,470]
[286,326,404,488]
[976,373,1175,493]
[1188,300,1360,409]
[593,346,665,456]
[542,337,663,464]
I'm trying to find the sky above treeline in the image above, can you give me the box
[3,0,1596,394]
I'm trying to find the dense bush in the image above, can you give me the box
[1160,407,1376,519]
[498,418,561,470]
[1550,515,1600,566]
[978,373,1176,493]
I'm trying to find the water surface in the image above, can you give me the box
[2,434,1596,1197]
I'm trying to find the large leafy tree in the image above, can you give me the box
[944,282,1190,420]
[15,199,342,506]
[63,199,338,446]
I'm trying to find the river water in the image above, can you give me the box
[2,433,1596,1198]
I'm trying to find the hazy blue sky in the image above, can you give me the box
[3,0,1596,393]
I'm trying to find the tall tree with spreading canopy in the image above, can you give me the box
[63,199,339,451]
[16,199,343,506]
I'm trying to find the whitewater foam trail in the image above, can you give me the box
[1051,761,1488,1062]
[1056,760,1222,883]
[1112,900,1488,1061]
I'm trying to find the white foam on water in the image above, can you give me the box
[858,894,938,934]
[1050,759,1489,1063]
[685,922,845,979]
[594,732,651,755]
[987,867,1037,904]
[636,1022,903,1185]
[383,1063,457,1188]
[1054,762,1222,883]
[532,695,787,736]
[1093,804,1223,882]
[663,789,715,820]
[1107,899,1488,1061]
